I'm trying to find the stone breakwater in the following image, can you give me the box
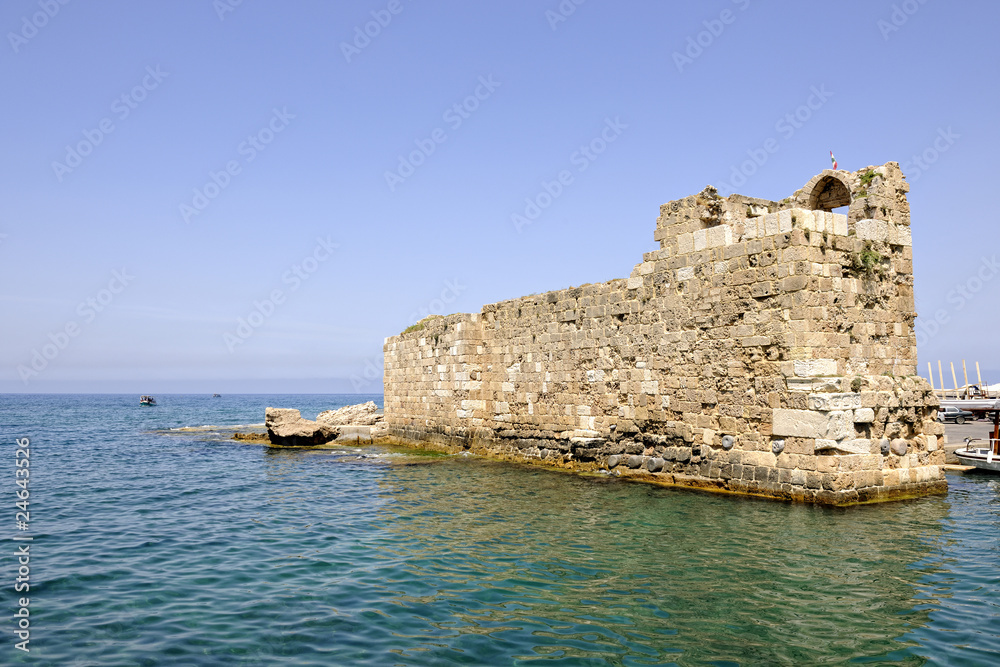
[384,163,947,505]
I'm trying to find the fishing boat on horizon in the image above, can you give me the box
[140,395,157,406]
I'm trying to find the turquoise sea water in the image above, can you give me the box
[2,394,1000,666]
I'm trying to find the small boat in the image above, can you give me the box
[212,393,221,398]
[956,440,1000,471]
[954,408,1000,472]
[140,395,157,406]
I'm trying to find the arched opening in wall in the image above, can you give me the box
[807,175,851,211]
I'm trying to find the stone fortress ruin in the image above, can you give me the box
[383,162,947,504]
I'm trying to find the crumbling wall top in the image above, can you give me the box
[654,162,910,250]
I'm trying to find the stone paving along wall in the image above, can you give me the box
[383,163,946,504]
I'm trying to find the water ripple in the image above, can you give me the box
[2,395,999,665]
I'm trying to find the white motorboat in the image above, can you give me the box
[953,409,1000,472]
[955,439,1000,471]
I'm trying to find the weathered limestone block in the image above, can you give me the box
[807,393,861,411]
[815,439,871,455]
[889,224,912,247]
[826,411,853,441]
[832,213,848,236]
[856,219,889,243]
[793,359,838,378]
[706,224,733,248]
[772,409,829,438]
[853,408,875,423]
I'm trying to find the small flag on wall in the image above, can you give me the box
[830,151,838,170]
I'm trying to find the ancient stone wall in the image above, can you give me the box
[383,162,946,504]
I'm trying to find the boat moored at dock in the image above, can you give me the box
[953,408,1000,472]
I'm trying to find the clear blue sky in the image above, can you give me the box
[2,0,997,393]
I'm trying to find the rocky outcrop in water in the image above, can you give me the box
[317,401,381,426]
[318,401,388,439]
[265,408,339,447]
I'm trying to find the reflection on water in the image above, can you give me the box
[373,459,949,664]
[2,394,998,665]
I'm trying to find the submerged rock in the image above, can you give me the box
[232,432,269,443]
[265,408,339,447]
